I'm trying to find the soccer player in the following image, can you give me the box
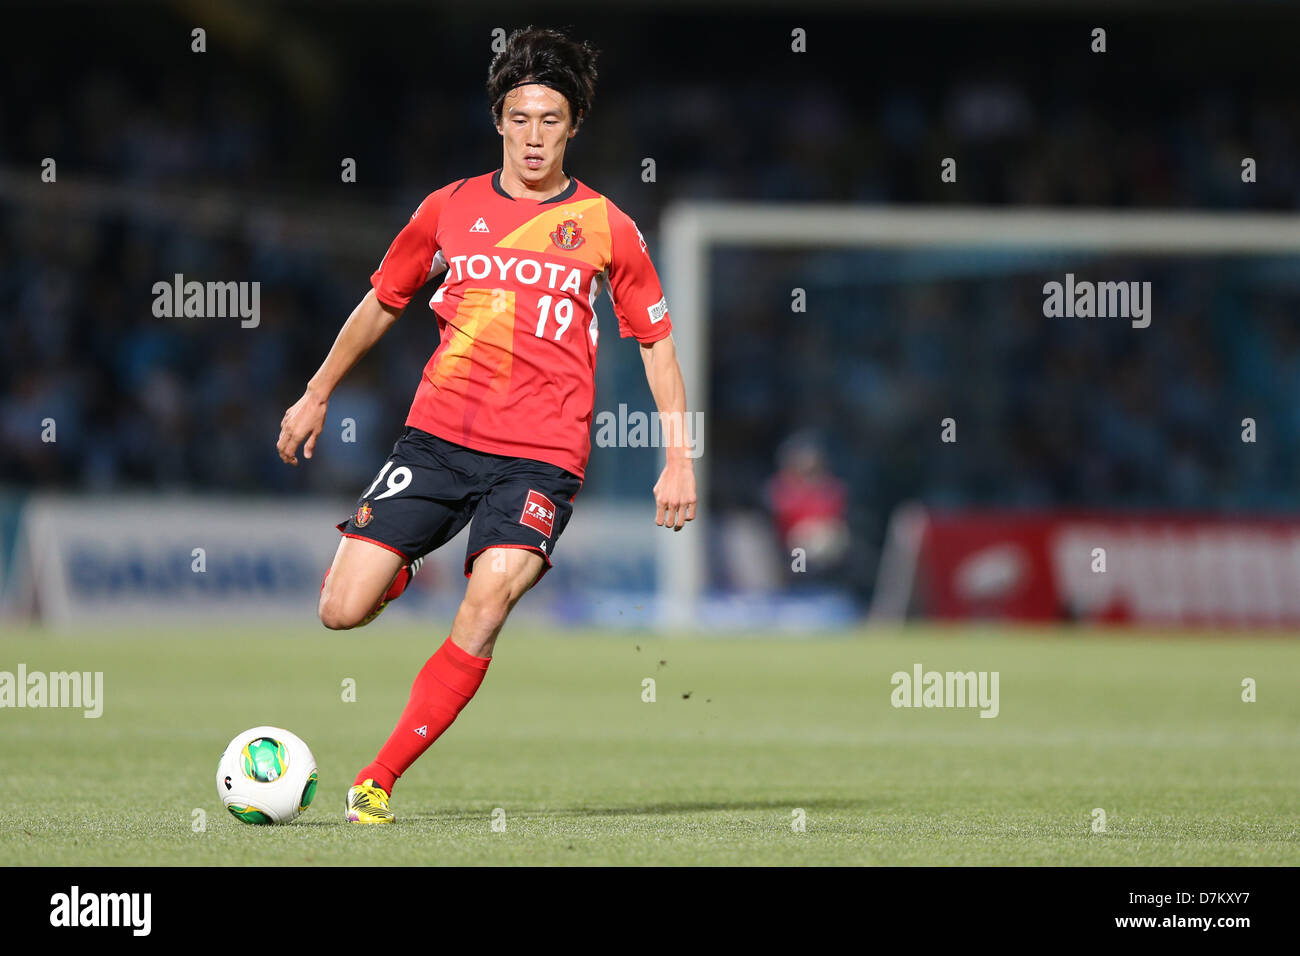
[275,26,696,823]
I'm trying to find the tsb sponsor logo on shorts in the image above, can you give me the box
[519,490,555,537]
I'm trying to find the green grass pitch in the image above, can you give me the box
[1,624,1297,865]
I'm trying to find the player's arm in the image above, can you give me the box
[605,200,697,529]
[639,334,697,531]
[276,290,401,466]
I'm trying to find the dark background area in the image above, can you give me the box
[3,0,1299,601]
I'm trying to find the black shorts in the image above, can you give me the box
[335,427,582,578]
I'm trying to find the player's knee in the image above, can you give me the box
[460,591,511,636]
[318,590,363,630]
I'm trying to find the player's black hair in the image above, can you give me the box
[487,26,599,131]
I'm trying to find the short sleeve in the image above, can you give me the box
[370,183,457,310]
[606,202,672,343]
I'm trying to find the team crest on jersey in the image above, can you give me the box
[354,501,374,528]
[519,490,556,537]
[549,219,586,251]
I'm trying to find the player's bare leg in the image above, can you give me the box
[346,546,545,822]
[318,536,406,630]
[448,547,546,657]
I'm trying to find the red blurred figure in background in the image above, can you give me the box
[765,432,849,581]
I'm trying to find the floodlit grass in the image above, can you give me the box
[1,624,1297,865]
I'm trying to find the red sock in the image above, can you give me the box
[354,637,491,794]
[380,564,414,603]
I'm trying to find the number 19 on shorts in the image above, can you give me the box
[364,461,412,500]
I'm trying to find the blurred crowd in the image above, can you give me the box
[710,250,1300,593]
[3,5,1299,599]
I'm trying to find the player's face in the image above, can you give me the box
[497,84,579,185]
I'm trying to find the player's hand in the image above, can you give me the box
[277,387,329,466]
[653,458,697,531]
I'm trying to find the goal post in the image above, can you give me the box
[658,202,1300,629]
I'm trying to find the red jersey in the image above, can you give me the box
[370,170,672,479]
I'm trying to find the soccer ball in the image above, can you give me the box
[216,726,318,825]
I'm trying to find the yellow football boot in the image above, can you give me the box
[346,779,395,824]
